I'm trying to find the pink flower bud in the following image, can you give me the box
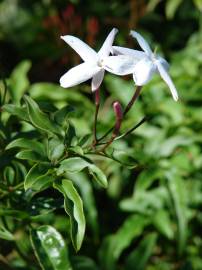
[113,101,123,134]
[113,101,123,121]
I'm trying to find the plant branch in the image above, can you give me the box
[115,116,148,140]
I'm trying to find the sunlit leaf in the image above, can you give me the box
[16,150,47,162]
[2,104,29,122]
[9,60,31,104]
[6,138,45,156]
[57,157,108,188]
[54,179,86,251]
[24,95,62,136]
[25,163,54,191]
[30,225,72,270]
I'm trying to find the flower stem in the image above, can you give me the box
[115,116,148,141]
[92,89,100,147]
[123,85,142,115]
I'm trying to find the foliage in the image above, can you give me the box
[0,0,202,269]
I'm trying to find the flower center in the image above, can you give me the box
[97,59,104,68]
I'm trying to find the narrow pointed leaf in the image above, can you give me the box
[57,157,108,188]
[6,138,45,156]
[2,104,29,122]
[88,164,108,188]
[9,60,31,104]
[54,180,86,251]
[25,163,53,191]
[24,95,62,135]
[16,150,47,162]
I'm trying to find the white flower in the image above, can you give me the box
[60,28,136,91]
[112,31,178,101]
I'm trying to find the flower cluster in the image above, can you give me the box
[60,28,178,101]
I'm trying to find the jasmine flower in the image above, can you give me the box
[112,31,178,101]
[60,28,136,91]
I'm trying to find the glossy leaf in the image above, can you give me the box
[88,164,108,188]
[30,225,72,270]
[6,138,45,156]
[0,223,14,241]
[54,105,74,125]
[25,163,54,191]
[2,104,29,122]
[57,157,89,174]
[65,172,99,237]
[47,137,65,162]
[54,179,86,251]
[58,157,108,188]
[9,60,31,103]
[16,150,47,162]
[24,95,62,135]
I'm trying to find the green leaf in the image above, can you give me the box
[47,137,65,162]
[29,82,93,109]
[25,163,54,191]
[167,172,187,255]
[57,157,89,174]
[99,215,148,270]
[88,164,108,188]
[58,157,108,188]
[16,150,47,162]
[54,105,74,125]
[3,166,15,185]
[2,104,29,122]
[65,122,76,146]
[125,233,157,270]
[193,0,202,11]
[135,168,162,191]
[30,225,72,270]
[65,172,99,237]
[24,95,62,135]
[6,138,45,156]
[165,0,183,19]
[9,60,31,103]
[152,210,174,240]
[0,222,14,241]
[0,209,29,219]
[71,256,98,270]
[54,179,86,251]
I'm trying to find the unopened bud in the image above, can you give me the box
[113,101,123,134]
[113,101,123,121]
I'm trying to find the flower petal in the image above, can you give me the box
[61,35,98,62]
[130,31,152,56]
[132,58,156,85]
[156,60,178,101]
[156,56,169,71]
[91,70,105,91]
[103,55,137,75]
[60,62,101,88]
[98,28,118,58]
[112,46,145,60]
